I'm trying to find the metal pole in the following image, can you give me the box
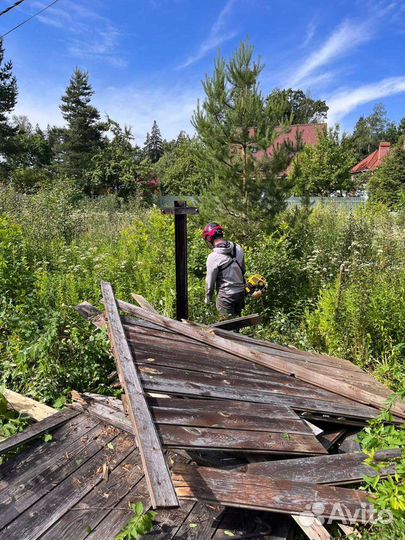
[174,200,188,320]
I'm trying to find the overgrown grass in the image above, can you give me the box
[2,186,405,537]
[1,185,405,401]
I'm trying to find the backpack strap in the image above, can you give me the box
[218,244,244,277]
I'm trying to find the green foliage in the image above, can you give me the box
[57,68,106,189]
[116,502,156,540]
[193,40,292,238]
[143,120,164,163]
[304,204,405,388]
[290,126,356,195]
[265,88,328,125]
[350,104,400,161]
[0,388,30,441]
[87,118,155,199]
[0,39,18,180]
[0,196,182,401]
[155,136,207,195]
[368,137,405,206]
[357,397,405,539]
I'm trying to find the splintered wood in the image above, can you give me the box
[4,285,403,540]
[101,281,178,509]
[77,287,402,523]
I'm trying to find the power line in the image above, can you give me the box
[0,0,27,18]
[1,0,61,39]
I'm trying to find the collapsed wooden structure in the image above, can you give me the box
[0,280,403,540]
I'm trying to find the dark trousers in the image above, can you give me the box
[216,290,245,318]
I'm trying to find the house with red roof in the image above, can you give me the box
[252,123,326,176]
[253,123,326,161]
[351,142,391,175]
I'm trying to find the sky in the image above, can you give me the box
[1,0,404,144]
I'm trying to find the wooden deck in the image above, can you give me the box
[1,286,402,540]
[0,410,290,540]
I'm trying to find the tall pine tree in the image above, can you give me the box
[143,120,164,163]
[59,68,105,190]
[0,39,18,180]
[193,40,291,237]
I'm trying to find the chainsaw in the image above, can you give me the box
[245,274,268,299]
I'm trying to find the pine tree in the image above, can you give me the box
[0,39,18,179]
[59,68,105,189]
[192,40,291,237]
[143,120,164,163]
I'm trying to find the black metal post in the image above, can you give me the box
[174,200,188,321]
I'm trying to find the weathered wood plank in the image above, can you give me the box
[235,449,401,485]
[39,448,144,540]
[75,392,312,433]
[138,366,377,421]
[101,281,178,508]
[2,388,56,421]
[0,414,99,496]
[79,301,390,404]
[75,395,325,454]
[173,465,374,523]
[317,428,347,450]
[84,476,153,540]
[76,301,107,329]
[0,408,79,455]
[118,299,403,417]
[157,425,327,454]
[172,501,223,540]
[0,421,119,530]
[339,430,362,453]
[1,431,135,540]
[292,516,331,540]
[209,314,261,331]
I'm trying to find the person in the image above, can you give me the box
[203,223,246,318]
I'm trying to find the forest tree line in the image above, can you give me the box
[0,39,404,229]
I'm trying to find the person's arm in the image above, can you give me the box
[206,255,219,303]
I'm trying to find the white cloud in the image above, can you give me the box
[27,0,126,67]
[289,19,372,87]
[327,76,405,125]
[301,19,317,49]
[178,0,238,69]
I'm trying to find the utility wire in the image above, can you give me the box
[1,0,60,38]
[0,0,27,17]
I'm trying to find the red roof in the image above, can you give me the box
[351,142,391,174]
[254,124,326,160]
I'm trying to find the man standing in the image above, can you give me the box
[203,223,246,318]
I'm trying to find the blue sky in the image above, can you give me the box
[1,0,404,143]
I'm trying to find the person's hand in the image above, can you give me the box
[205,297,211,305]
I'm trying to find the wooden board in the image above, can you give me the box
[3,388,56,421]
[0,420,119,530]
[1,431,135,540]
[292,515,331,540]
[172,465,374,523]
[78,300,393,418]
[0,408,79,455]
[235,449,401,485]
[74,394,327,455]
[101,281,178,509]
[119,298,403,417]
[136,364,378,421]
[38,448,144,540]
[209,314,261,331]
